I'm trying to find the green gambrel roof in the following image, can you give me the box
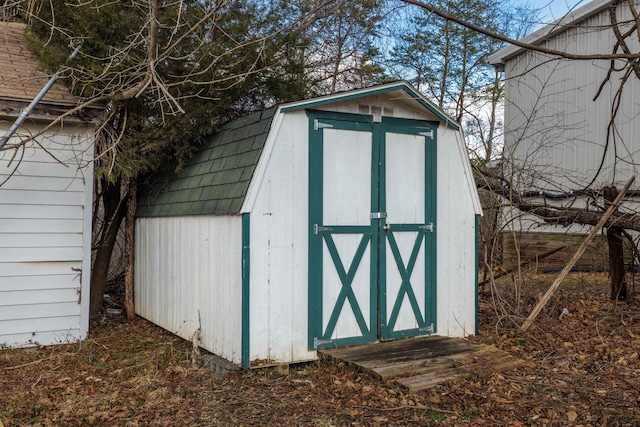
[137,107,277,216]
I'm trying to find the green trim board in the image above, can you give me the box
[241,213,250,368]
[307,110,378,350]
[282,81,458,131]
[475,215,479,336]
[379,115,438,340]
[137,81,458,220]
[308,110,439,350]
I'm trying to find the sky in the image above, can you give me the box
[530,0,588,23]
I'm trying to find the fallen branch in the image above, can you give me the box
[521,176,635,331]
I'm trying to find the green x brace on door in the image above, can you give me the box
[308,110,438,350]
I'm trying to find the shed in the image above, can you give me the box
[135,81,482,367]
[488,0,640,268]
[0,22,101,347]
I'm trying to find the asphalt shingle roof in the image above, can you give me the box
[0,21,77,104]
[137,107,277,216]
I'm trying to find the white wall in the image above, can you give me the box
[246,110,315,363]
[135,215,243,363]
[504,4,640,192]
[246,103,479,363]
[0,123,94,347]
[436,126,478,337]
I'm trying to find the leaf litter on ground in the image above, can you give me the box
[1,272,640,425]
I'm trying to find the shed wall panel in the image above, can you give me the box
[135,216,243,364]
[248,110,314,363]
[435,127,478,337]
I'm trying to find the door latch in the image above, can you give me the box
[420,222,435,232]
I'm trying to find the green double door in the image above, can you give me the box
[308,111,438,350]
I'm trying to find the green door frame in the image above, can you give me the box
[307,111,438,350]
[378,117,438,340]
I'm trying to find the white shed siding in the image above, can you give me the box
[135,215,243,363]
[0,124,94,347]
[436,127,478,336]
[247,110,314,363]
[246,105,479,363]
[504,3,640,191]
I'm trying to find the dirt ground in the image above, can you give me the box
[2,272,640,426]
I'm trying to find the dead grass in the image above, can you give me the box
[1,272,640,425]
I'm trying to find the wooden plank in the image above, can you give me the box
[373,351,474,380]
[352,344,477,367]
[375,359,458,381]
[396,366,470,391]
[319,337,466,366]
[319,336,456,360]
[320,336,524,391]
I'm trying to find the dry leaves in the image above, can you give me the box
[1,272,639,425]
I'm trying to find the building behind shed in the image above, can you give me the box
[0,22,101,347]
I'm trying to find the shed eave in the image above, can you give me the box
[280,81,460,130]
[488,0,613,66]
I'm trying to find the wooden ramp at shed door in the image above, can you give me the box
[318,336,525,392]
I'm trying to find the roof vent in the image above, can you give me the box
[358,104,394,118]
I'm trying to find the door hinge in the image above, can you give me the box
[314,119,334,130]
[313,337,333,349]
[420,323,434,334]
[314,224,333,234]
[370,212,387,220]
[420,222,435,232]
[419,129,434,139]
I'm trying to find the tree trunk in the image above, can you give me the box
[90,178,127,315]
[603,186,628,301]
[124,179,137,320]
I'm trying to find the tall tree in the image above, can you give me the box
[17,0,385,315]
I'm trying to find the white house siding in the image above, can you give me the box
[246,110,314,363]
[0,124,94,347]
[135,215,243,364]
[503,4,640,192]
